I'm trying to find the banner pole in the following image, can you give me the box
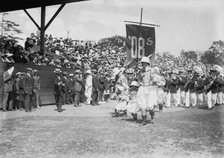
[137,8,143,68]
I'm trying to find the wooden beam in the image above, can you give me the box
[44,3,66,31]
[23,9,40,30]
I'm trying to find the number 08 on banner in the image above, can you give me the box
[128,36,154,58]
[126,24,155,60]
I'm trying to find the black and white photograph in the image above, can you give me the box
[0,0,224,157]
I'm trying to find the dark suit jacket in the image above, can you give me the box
[23,74,34,95]
[92,74,100,92]
[169,77,179,93]
[74,74,83,92]
[3,71,14,92]
[54,76,63,95]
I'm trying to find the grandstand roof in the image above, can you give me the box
[0,0,87,12]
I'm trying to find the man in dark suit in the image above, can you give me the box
[23,67,34,112]
[73,69,83,107]
[62,71,69,104]
[169,71,180,107]
[33,69,41,108]
[92,69,100,106]
[53,69,63,112]
[2,63,14,112]
[68,73,74,104]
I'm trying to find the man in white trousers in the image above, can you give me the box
[178,70,187,107]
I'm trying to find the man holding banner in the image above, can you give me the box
[126,24,156,125]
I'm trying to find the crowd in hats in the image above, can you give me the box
[1,63,41,112]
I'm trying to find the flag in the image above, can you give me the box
[126,24,155,67]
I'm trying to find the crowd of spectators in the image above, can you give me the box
[0,34,127,73]
[1,33,223,76]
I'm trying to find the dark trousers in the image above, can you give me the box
[24,94,33,112]
[92,90,99,105]
[98,89,104,102]
[54,93,63,111]
[67,91,74,104]
[74,91,81,107]
[3,92,13,110]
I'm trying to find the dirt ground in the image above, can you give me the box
[0,101,224,158]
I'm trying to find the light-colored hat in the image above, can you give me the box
[139,57,151,64]
[26,67,32,71]
[85,70,91,74]
[112,67,120,76]
[213,64,223,74]
[6,53,13,57]
[130,81,139,87]
[16,72,21,76]
[62,71,68,75]
[75,69,81,74]
[172,69,179,74]
[33,69,38,72]
[54,69,61,73]
[69,73,74,76]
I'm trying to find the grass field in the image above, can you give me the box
[0,103,224,158]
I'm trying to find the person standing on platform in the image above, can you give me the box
[23,68,35,112]
[73,69,83,107]
[84,70,92,105]
[2,63,14,112]
[33,69,41,108]
[53,69,63,112]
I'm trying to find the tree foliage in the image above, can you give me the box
[200,40,224,66]
[0,13,23,43]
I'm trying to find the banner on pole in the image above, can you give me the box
[126,24,155,67]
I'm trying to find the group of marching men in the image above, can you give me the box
[113,56,224,125]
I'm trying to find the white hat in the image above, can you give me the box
[139,57,151,64]
[85,70,91,74]
[213,64,223,74]
[54,69,61,73]
[16,72,21,76]
[130,81,139,87]
[6,53,13,57]
[193,66,203,74]
[112,67,120,76]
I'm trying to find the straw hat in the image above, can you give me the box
[26,67,32,71]
[213,64,223,74]
[54,69,61,73]
[85,70,91,74]
[75,69,81,74]
[130,81,139,87]
[112,67,120,76]
[16,72,21,76]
